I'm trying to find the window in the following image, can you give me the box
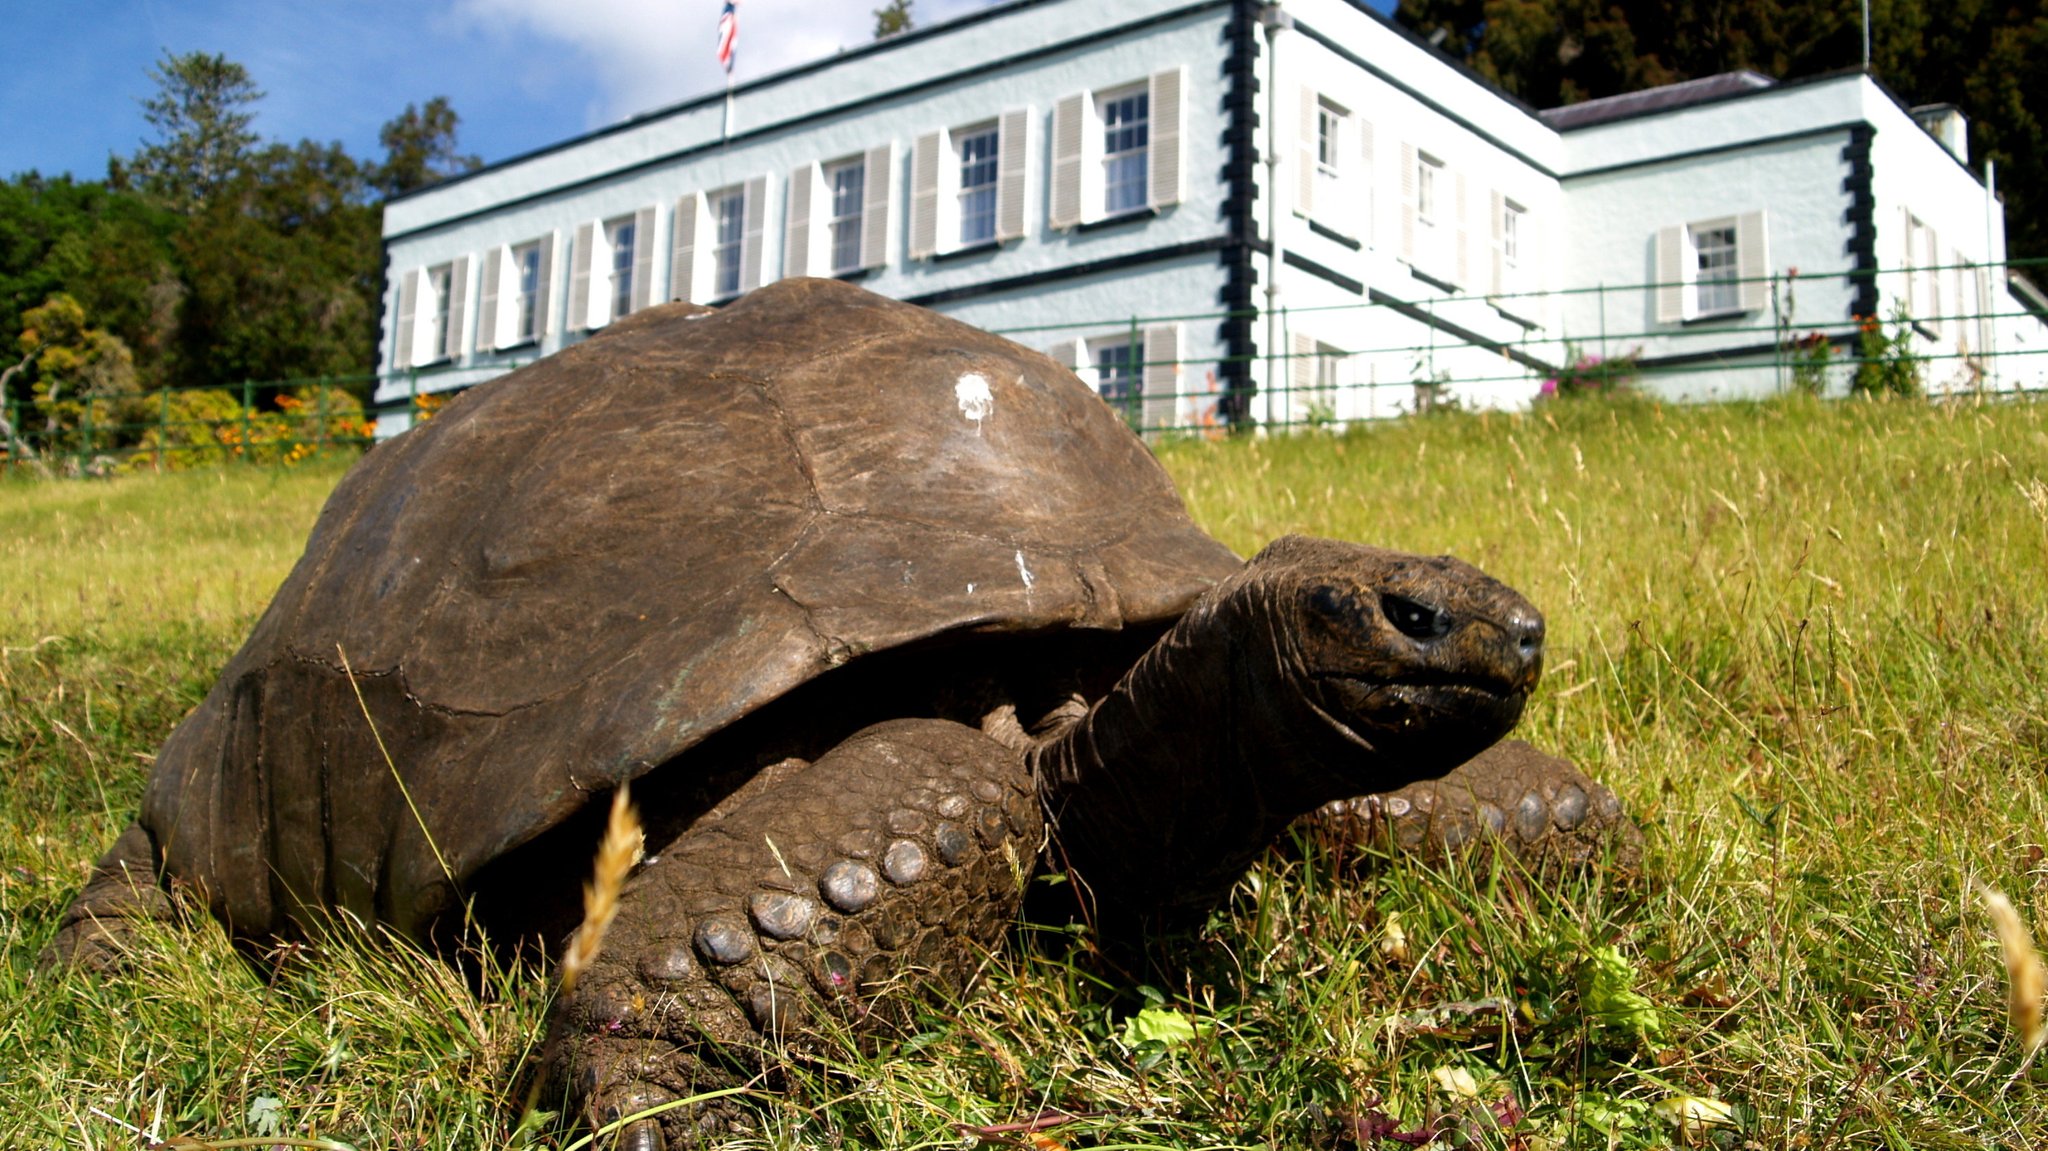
[1692,223,1739,314]
[1100,86,1150,216]
[1906,212,1940,334]
[1653,211,1767,324]
[1093,338,1138,404]
[606,216,636,322]
[424,264,453,361]
[513,242,542,343]
[711,187,745,299]
[1502,201,1523,269]
[1416,153,1441,225]
[956,124,999,246]
[1316,101,1344,209]
[825,158,865,273]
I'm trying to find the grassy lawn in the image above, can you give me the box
[5,395,2047,1148]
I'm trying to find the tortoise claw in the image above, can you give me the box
[598,1082,674,1151]
[618,1118,665,1151]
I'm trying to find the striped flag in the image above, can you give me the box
[716,0,739,73]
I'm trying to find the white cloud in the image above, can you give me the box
[451,0,998,129]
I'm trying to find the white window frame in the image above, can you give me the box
[1049,70,1182,231]
[709,186,746,301]
[511,241,544,346]
[1654,210,1768,324]
[1502,200,1524,270]
[1415,152,1441,226]
[1098,82,1150,218]
[1315,100,1345,218]
[418,263,453,365]
[955,121,1001,247]
[823,156,867,274]
[603,214,637,326]
[1905,211,1941,338]
[1689,219,1741,317]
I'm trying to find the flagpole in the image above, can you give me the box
[723,73,734,143]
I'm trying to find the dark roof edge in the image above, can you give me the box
[387,0,1061,208]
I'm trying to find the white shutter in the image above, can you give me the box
[740,175,768,292]
[785,161,816,278]
[1736,209,1769,313]
[443,255,470,361]
[997,107,1029,242]
[535,232,557,337]
[1949,251,1966,344]
[910,131,942,259]
[477,246,501,353]
[631,205,657,312]
[1142,323,1180,432]
[671,193,700,303]
[1654,224,1685,324]
[1297,86,1318,218]
[1489,190,1505,297]
[569,221,595,330]
[1454,170,1469,288]
[1400,142,1416,263]
[1924,226,1942,334]
[861,143,894,270]
[1975,264,1994,356]
[1359,119,1376,246]
[1051,92,1085,230]
[393,268,418,370]
[1045,338,1082,372]
[1290,331,1315,424]
[1149,67,1183,209]
[1902,207,1921,320]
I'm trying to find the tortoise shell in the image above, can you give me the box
[143,278,1240,940]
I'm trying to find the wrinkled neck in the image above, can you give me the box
[1030,587,1364,924]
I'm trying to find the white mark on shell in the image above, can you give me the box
[955,373,994,431]
[1014,549,1035,591]
[966,582,976,595]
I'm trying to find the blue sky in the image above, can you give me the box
[0,0,1007,183]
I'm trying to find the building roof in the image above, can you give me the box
[1540,71,1776,131]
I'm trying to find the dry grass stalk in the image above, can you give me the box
[1976,883,2048,1068]
[559,785,644,998]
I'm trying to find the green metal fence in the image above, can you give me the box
[8,259,2045,475]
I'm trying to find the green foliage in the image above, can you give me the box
[1539,341,1640,398]
[874,0,914,38]
[1395,0,2048,262]
[120,51,264,213]
[12,294,145,458]
[1851,303,1924,396]
[373,97,483,199]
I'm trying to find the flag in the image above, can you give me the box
[716,0,739,74]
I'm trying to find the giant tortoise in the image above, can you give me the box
[51,278,1631,1146]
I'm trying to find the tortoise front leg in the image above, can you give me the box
[40,821,179,973]
[1304,741,1642,871]
[545,718,1041,1149]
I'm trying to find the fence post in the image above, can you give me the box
[1597,282,1609,391]
[240,379,254,462]
[316,378,329,452]
[157,386,170,471]
[1127,316,1142,431]
[81,394,94,470]
[409,369,419,427]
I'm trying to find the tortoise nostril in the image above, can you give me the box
[1381,593,1452,641]
[1512,612,1545,660]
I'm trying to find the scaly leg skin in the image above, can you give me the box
[1304,741,1642,872]
[544,718,1042,1149]
[40,821,177,974]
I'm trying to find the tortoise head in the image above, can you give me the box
[1234,535,1544,789]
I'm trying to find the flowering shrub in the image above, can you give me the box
[1790,331,1833,396]
[131,385,372,470]
[1540,344,1641,399]
[1850,305,1922,397]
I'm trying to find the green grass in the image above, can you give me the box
[5,396,2048,1148]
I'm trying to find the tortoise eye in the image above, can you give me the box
[1381,593,1452,640]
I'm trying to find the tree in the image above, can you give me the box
[874,0,914,38]
[1394,0,2048,261]
[373,96,483,199]
[12,293,144,456]
[121,51,264,212]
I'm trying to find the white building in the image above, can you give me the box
[374,0,2046,436]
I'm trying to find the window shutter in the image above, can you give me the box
[1454,170,1469,288]
[444,255,470,361]
[1297,86,1318,218]
[1400,142,1416,263]
[1045,338,1082,372]
[861,143,894,270]
[785,161,815,278]
[393,268,418,370]
[1149,67,1183,209]
[671,193,700,303]
[997,107,1029,242]
[1290,331,1315,424]
[1489,190,1505,298]
[1902,207,1920,320]
[1949,250,1965,344]
[1975,264,1994,356]
[740,175,768,292]
[1924,226,1942,334]
[910,131,941,259]
[570,221,595,330]
[631,205,657,312]
[1051,93,1085,230]
[1142,323,1180,432]
[477,246,501,352]
[1736,209,1769,313]
[1359,118,1375,244]
[535,232,556,336]
[1654,224,1685,324]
